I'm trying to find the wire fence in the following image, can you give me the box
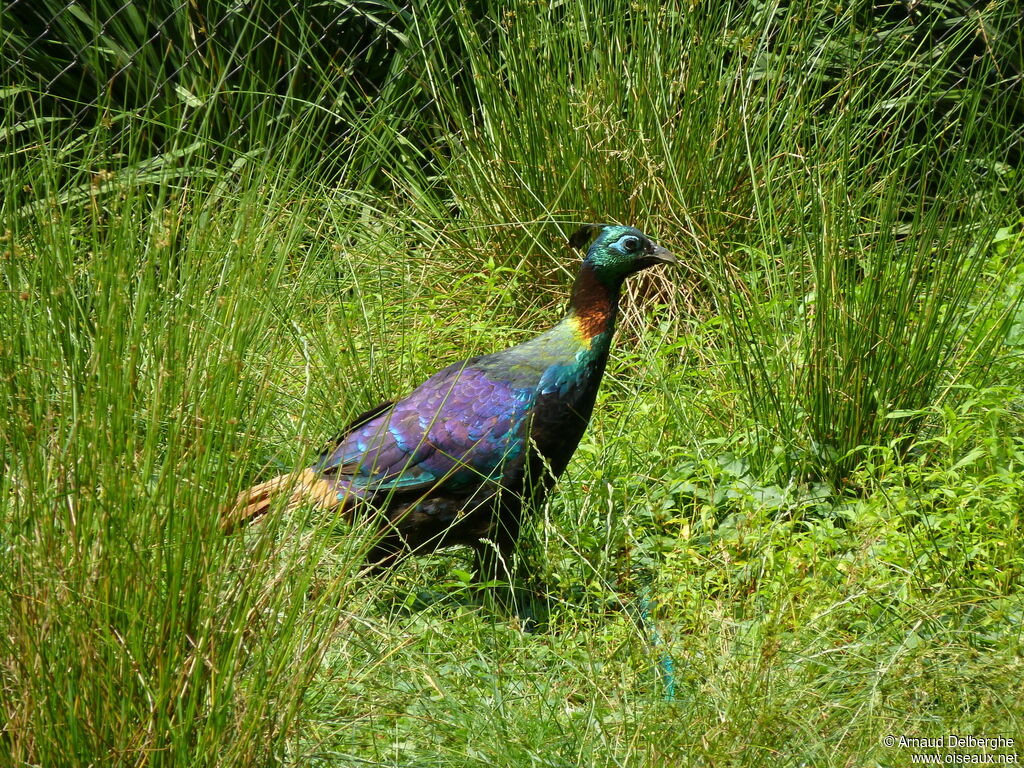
[1,0,443,165]
[2,1,1022,185]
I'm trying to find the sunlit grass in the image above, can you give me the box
[2,0,1023,765]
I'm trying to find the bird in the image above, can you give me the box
[227,224,677,579]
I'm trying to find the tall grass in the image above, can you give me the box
[711,4,1022,483]
[0,101,382,761]
[390,0,1023,483]
[2,0,412,160]
[2,0,1022,765]
[721,96,1019,482]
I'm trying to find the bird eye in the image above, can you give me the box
[622,236,639,251]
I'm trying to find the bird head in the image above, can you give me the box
[569,224,677,283]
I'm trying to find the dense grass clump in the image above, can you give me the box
[2,1,1023,765]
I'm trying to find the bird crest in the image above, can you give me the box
[568,223,610,252]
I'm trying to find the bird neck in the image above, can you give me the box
[567,263,620,342]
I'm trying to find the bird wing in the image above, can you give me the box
[312,360,539,501]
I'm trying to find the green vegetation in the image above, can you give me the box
[2,0,1022,765]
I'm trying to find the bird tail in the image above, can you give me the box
[224,468,341,531]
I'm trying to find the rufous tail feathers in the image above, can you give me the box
[224,468,340,531]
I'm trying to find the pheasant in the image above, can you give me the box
[227,224,676,577]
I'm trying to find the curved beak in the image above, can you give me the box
[647,243,678,266]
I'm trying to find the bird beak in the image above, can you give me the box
[648,243,678,266]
